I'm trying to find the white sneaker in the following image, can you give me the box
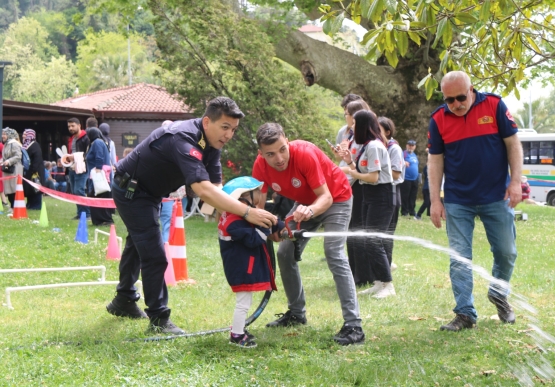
[390,262,398,272]
[358,281,382,295]
[373,282,396,299]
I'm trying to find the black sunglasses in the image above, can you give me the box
[443,94,467,104]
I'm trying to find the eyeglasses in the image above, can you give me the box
[443,94,468,104]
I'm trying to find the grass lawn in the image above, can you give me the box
[0,196,554,386]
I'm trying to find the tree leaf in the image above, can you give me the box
[408,31,422,45]
[417,73,431,89]
[384,49,399,68]
[426,76,438,100]
[480,0,491,22]
[329,12,345,36]
[432,18,447,49]
[525,35,541,53]
[396,30,409,56]
[367,0,385,23]
[454,12,478,24]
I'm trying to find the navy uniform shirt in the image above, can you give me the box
[117,118,222,198]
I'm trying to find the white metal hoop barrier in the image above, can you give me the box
[184,197,205,220]
[94,229,123,253]
[1,266,142,310]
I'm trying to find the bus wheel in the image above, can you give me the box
[547,192,555,206]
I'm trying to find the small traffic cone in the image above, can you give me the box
[74,211,88,244]
[164,242,176,286]
[39,200,48,227]
[106,224,121,260]
[169,200,195,284]
[12,175,27,219]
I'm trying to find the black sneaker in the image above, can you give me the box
[229,333,257,348]
[148,310,185,335]
[106,294,147,319]
[266,310,307,327]
[488,294,516,324]
[440,314,476,331]
[333,324,365,346]
[244,329,255,339]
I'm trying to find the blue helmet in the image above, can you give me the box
[222,176,263,199]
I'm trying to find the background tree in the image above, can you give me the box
[149,0,340,179]
[515,93,555,133]
[75,31,160,92]
[0,15,77,103]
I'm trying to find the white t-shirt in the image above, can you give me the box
[387,139,405,186]
[357,139,393,185]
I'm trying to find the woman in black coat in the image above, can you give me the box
[22,129,45,210]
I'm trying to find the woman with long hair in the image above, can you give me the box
[337,100,373,286]
[340,110,396,299]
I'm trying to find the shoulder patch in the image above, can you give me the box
[190,148,202,160]
[506,109,515,122]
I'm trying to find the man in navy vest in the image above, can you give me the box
[428,71,522,332]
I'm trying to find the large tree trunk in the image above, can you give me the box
[272,28,438,154]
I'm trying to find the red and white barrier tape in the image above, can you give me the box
[0,174,175,208]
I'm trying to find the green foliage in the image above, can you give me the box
[0,16,77,103]
[150,0,336,180]
[318,0,555,98]
[75,31,160,92]
[515,92,555,133]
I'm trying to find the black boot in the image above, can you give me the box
[106,293,147,319]
[148,309,185,335]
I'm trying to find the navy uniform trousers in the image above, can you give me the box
[111,180,169,318]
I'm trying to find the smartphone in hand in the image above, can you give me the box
[326,139,340,152]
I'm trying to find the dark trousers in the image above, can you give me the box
[417,189,431,217]
[111,180,168,318]
[384,185,401,265]
[88,189,114,225]
[359,183,394,284]
[400,179,418,216]
[346,182,370,284]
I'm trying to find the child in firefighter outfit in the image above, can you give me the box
[218,176,284,348]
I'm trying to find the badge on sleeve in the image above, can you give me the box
[190,148,202,160]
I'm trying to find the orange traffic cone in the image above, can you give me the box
[164,242,176,286]
[169,200,195,284]
[106,224,121,260]
[12,175,27,219]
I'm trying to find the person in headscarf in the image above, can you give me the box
[99,123,117,168]
[85,127,114,226]
[22,129,45,210]
[1,128,23,211]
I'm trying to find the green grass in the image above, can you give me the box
[1,197,554,386]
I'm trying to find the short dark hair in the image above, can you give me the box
[203,97,245,121]
[346,100,370,116]
[256,123,286,146]
[378,116,396,139]
[353,110,384,145]
[341,94,362,108]
[86,117,98,128]
[67,117,80,125]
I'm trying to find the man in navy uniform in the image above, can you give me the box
[107,97,277,334]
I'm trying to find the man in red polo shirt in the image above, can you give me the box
[252,123,364,346]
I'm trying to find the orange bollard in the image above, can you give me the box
[12,175,27,219]
[106,224,121,260]
[168,200,195,284]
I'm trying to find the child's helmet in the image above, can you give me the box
[222,176,263,199]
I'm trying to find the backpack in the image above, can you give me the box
[21,148,30,172]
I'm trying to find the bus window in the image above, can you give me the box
[540,141,554,162]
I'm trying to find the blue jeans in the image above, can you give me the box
[160,200,174,243]
[444,200,517,321]
[68,170,90,217]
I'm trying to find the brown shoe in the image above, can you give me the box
[488,294,516,324]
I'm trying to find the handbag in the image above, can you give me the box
[91,168,111,195]
[1,164,15,174]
